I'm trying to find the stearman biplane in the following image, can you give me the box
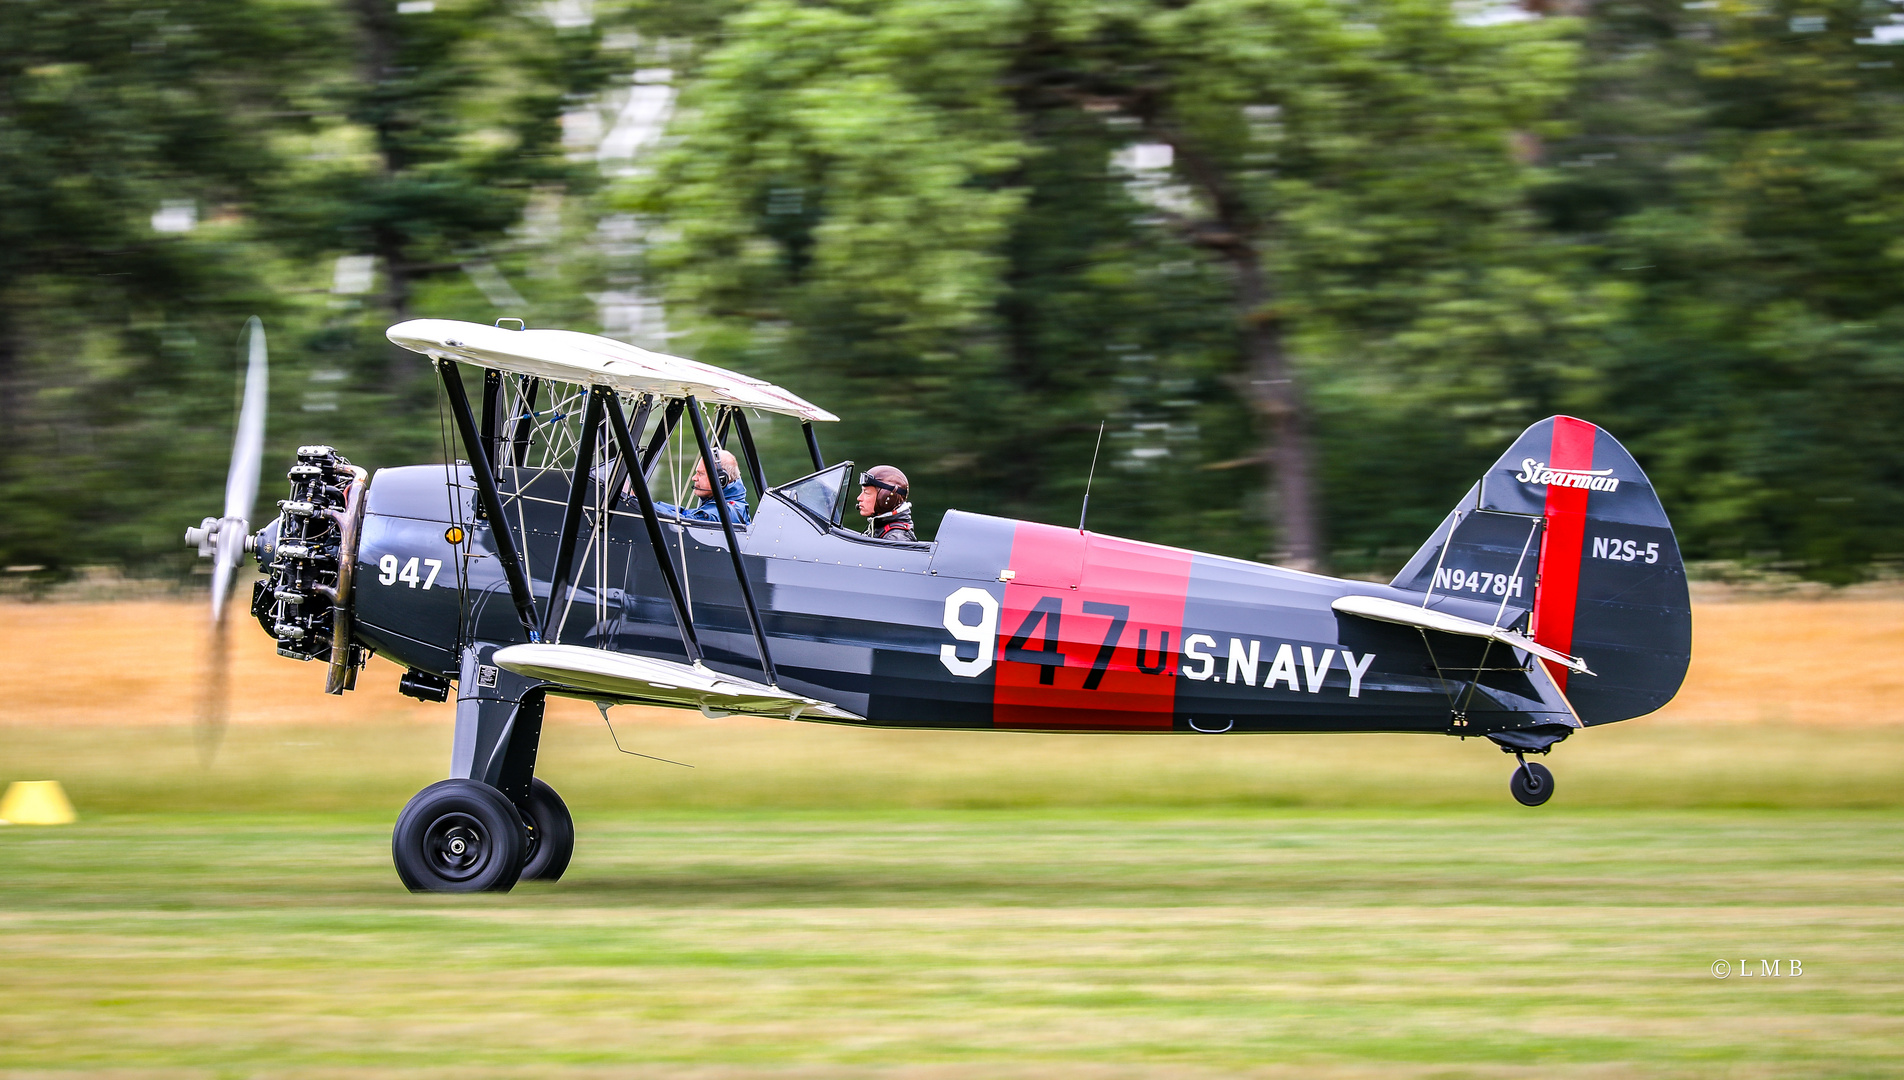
[185,318,1692,892]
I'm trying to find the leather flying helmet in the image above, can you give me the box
[859,465,909,517]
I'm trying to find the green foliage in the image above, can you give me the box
[0,0,1899,581]
[634,0,1589,558]
[0,0,612,572]
[1539,0,1904,577]
[0,0,333,567]
[630,0,1255,548]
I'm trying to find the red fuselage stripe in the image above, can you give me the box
[1531,416,1596,689]
[993,523,1193,730]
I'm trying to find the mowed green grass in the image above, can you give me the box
[2,716,1902,1078]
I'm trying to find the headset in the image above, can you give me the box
[705,445,734,489]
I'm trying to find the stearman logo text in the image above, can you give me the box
[1516,459,1620,493]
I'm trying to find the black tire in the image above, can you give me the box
[392,779,526,893]
[517,777,575,883]
[1510,761,1556,807]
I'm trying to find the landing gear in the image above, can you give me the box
[395,649,573,892]
[392,779,526,893]
[517,778,574,882]
[1509,755,1555,807]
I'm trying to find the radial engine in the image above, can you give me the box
[249,445,369,693]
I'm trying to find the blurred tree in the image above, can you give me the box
[264,0,612,396]
[632,0,1581,568]
[0,0,335,570]
[1538,0,1904,578]
[4,0,1898,586]
[0,0,616,573]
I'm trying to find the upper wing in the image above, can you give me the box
[387,319,838,423]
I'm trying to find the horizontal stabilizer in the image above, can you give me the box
[492,643,862,721]
[1332,594,1594,676]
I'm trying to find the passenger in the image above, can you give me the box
[655,448,750,526]
[858,465,915,541]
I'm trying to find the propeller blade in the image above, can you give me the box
[225,317,269,523]
[200,316,269,764]
[210,317,268,626]
[196,615,231,767]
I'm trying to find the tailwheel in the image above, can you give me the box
[1509,756,1555,807]
[517,777,575,883]
[392,779,526,892]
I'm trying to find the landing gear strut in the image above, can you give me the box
[393,646,575,892]
[1509,753,1555,807]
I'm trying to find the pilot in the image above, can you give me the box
[858,465,915,541]
[655,448,751,526]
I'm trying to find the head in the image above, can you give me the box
[857,465,908,519]
[692,449,740,498]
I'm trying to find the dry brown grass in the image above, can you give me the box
[1666,592,1904,724]
[1,591,1899,728]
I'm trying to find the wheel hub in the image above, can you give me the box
[423,814,489,881]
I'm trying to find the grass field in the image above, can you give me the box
[2,598,1903,1077]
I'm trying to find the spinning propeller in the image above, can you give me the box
[183,317,269,763]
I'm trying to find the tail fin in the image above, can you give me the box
[1392,416,1691,725]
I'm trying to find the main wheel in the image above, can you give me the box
[517,777,574,883]
[1510,761,1555,807]
[392,779,526,893]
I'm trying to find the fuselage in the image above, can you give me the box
[347,464,1573,738]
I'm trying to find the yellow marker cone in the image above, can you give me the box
[0,780,77,825]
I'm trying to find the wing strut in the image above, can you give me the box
[604,392,703,665]
[686,394,776,686]
[602,393,653,514]
[438,360,541,643]
[731,410,768,497]
[479,368,503,469]
[541,386,607,638]
[802,421,825,471]
[510,376,540,468]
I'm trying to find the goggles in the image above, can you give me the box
[859,472,905,495]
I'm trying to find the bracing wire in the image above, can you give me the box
[595,702,694,767]
[1420,507,1461,609]
[510,378,535,595]
[1493,518,1541,632]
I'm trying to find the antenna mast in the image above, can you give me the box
[1079,421,1107,533]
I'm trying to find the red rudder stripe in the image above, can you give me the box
[1531,417,1596,689]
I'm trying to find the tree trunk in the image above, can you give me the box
[0,302,17,472]
[1229,250,1322,571]
[1148,123,1324,571]
[376,225,413,392]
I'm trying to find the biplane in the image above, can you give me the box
[186,318,1692,892]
